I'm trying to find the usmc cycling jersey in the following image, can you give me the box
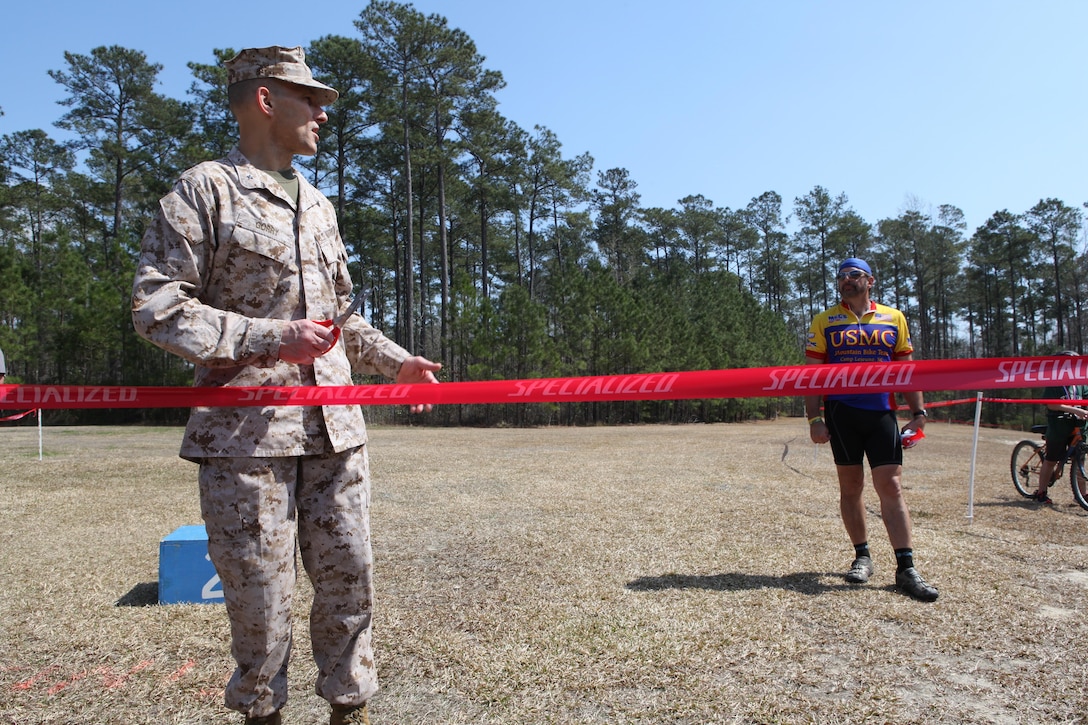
[805,300,913,411]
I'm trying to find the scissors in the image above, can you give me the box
[317,292,365,349]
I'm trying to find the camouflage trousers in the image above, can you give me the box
[198,446,378,718]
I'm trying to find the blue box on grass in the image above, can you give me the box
[158,524,225,605]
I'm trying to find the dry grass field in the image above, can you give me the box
[0,418,1086,724]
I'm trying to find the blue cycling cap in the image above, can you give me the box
[839,258,872,275]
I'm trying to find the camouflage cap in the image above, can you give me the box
[223,45,339,106]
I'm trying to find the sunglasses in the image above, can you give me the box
[836,269,868,280]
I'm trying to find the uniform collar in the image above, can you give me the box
[838,300,877,319]
[228,147,301,208]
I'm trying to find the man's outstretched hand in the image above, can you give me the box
[397,357,442,413]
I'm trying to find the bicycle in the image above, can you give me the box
[1010,424,1088,511]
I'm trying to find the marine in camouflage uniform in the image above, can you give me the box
[132,46,440,725]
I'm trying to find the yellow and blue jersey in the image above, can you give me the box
[805,301,913,411]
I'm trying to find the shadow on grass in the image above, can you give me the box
[971,498,1042,508]
[972,498,1088,514]
[626,571,849,596]
[116,581,158,607]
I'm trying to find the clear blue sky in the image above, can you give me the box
[3,0,1086,235]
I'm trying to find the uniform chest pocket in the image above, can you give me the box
[313,224,342,266]
[214,222,300,302]
[230,219,295,264]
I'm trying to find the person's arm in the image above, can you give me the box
[132,181,287,368]
[1045,385,1088,419]
[804,357,830,444]
[325,226,442,412]
[891,311,926,432]
[1048,403,1088,418]
[898,353,926,432]
[803,313,830,444]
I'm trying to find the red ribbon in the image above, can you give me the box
[2,356,1087,410]
[0,408,37,422]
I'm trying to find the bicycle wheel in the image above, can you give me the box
[1069,447,1088,511]
[1011,440,1044,498]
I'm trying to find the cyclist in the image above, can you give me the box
[1033,351,1088,504]
[804,257,937,602]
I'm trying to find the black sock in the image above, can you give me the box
[895,548,914,572]
[854,542,870,559]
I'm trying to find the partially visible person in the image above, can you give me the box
[0,345,6,383]
[804,257,938,603]
[1033,351,1088,504]
[132,46,441,725]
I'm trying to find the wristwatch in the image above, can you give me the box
[911,409,927,418]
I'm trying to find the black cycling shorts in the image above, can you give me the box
[1044,416,1083,462]
[824,399,903,469]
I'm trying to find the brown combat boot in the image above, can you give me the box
[330,703,369,725]
[244,712,281,725]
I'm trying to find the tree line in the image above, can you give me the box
[1,0,1084,428]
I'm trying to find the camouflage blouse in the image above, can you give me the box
[133,149,409,459]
